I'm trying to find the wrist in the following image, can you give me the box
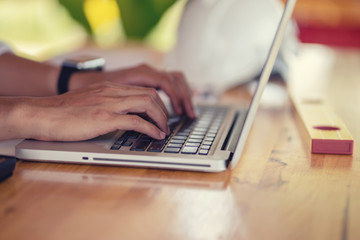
[58,56,105,93]
[68,71,104,91]
[0,97,32,140]
[3,97,61,141]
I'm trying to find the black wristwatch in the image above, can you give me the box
[0,155,16,182]
[57,56,105,94]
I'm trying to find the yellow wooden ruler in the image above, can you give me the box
[291,94,354,155]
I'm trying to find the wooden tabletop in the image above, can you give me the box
[0,45,359,240]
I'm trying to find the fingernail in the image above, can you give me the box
[159,131,166,139]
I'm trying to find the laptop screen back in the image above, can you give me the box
[230,0,297,168]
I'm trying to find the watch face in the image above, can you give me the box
[63,56,105,70]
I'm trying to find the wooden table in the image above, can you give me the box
[0,45,359,240]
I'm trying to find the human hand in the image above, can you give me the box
[70,64,196,118]
[9,82,170,141]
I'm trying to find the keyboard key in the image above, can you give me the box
[168,116,182,124]
[193,128,208,132]
[110,144,121,150]
[114,137,126,145]
[185,142,200,147]
[203,141,213,146]
[170,139,186,144]
[165,147,181,153]
[110,136,126,150]
[176,131,190,137]
[168,143,183,148]
[130,140,151,151]
[199,149,209,155]
[139,135,152,141]
[208,129,218,134]
[191,131,207,136]
[187,138,202,143]
[124,131,140,139]
[172,136,187,140]
[152,139,167,145]
[204,137,215,142]
[169,124,179,131]
[148,143,166,152]
[201,145,211,150]
[168,117,182,130]
[189,135,204,139]
[122,141,133,147]
[182,146,198,154]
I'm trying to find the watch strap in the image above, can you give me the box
[57,65,103,95]
[57,65,77,95]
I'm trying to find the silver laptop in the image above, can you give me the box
[15,0,296,172]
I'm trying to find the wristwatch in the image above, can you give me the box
[0,155,16,182]
[57,56,105,94]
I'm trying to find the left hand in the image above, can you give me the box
[69,64,196,118]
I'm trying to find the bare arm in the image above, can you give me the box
[0,53,60,96]
[0,54,195,117]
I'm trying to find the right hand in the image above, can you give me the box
[10,81,170,141]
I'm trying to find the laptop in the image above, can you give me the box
[15,0,297,172]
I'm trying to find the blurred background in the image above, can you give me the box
[289,0,360,48]
[0,0,185,60]
[0,0,359,61]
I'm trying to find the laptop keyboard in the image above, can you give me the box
[110,106,227,155]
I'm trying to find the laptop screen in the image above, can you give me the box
[230,0,297,168]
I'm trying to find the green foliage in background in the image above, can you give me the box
[116,0,176,39]
[58,0,92,35]
[58,0,176,39]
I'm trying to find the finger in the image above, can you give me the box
[87,82,169,117]
[108,65,183,115]
[143,87,169,117]
[171,72,196,118]
[122,70,183,115]
[116,114,166,140]
[116,95,169,134]
[115,85,169,118]
[158,72,183,115]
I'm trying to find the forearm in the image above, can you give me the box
[0,53,60,96]
[0,97,28,140]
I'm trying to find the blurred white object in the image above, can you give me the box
[287,43,336,98]
[165,0,298,94]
